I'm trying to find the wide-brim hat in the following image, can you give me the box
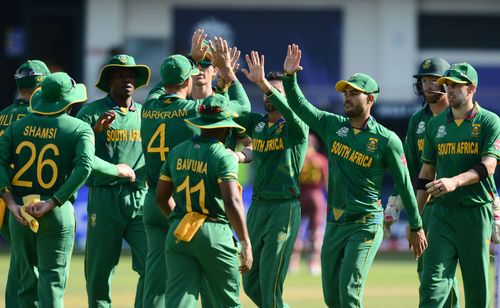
[95,54,150,92]
[29,72,87,115]
[184,94,245,134]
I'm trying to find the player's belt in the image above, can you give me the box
[327,209,382,224]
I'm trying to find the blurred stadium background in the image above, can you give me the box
[0,0,499,306]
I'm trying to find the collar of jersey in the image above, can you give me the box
[14,98,29,105]
[105,95,137,111]
[263,114,286,125]
[446,101,480,122]
[161,93,182,104]
[348,115,376,132]
[423,104,433,116]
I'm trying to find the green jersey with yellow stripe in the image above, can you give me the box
[77,96,146,188]
[422,103,500,207]
[0,99,30,137]
[0,113,95,204]
[282,74,422,229]
[391,104,435,197]
[160,136,239,223]
[141,81,250,188]
[244,88,309,201]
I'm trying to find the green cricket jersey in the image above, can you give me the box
[391,104,435,197]
[225,112,263,151]
[77,96,146,188]
[422,103,500,207]
[0,99,29,137]
[0,113,95,204]
[159,136,239,223]
[282,74,422,229]
[244,88,308,200]
[141,81,250,188]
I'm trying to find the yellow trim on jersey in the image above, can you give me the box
[159,175,172,182]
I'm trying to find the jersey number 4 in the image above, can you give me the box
[147,123,170,161]
[12,141,59,189]
[177,176,208,214]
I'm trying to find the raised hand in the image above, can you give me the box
[229,47,241,73]
[190,29,209,64]
[93,111,116,133]
[241,51,266,85]
[209,37,237,82]
[284,44,304,75]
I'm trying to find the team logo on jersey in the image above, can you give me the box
[416,121,426,134]
[436,125,447,138]
[336,127,349,137]
[119,55,128,63]
[422,59,432,69]
[470,124,480,137]
[255,122,265,133]
[90,214,96,227]
[275,123,285,134]
[366,137,378,152]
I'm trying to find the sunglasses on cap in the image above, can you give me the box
[14,68,43,79]
[444,69,473,84]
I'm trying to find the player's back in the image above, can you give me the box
[141,96,201,187]
[166,136,237,224]
[7,113,92,197]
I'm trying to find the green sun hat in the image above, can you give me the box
[95,54,151,92]
[335,73,380,102]
[15,60,51,89]
[184,94,245,134]
[437,62,478,86]
[29,72,87,115]
[161,54,200,86]
[413,57,450,79]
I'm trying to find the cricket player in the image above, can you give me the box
[418,63,499,308]
[383,57,460,307]
[240,51,309,308]
[156,94,252,308]
[0,72,94,307]
[77,54,150,308]
[282,44,427,307]
[141,32,250,307]
[0,59,50,308]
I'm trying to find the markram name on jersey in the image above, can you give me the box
[141,108,188,119]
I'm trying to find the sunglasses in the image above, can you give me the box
[14,68,43,79]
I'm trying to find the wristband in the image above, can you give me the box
[471,162,488,181]
[416,178,431,190]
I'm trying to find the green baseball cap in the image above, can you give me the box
[15,60,51,89]
[161,54,200,86]
[198,39,212,67]
[335,73,379,102]
[437,62,478,86]
[413,57,450,79]
[29,72,87,115]
[184,94,245,134]
[95,54,150,92]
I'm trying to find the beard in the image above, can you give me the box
[344,104,363,117]
[264,100,276,112]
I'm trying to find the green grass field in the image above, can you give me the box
[0,251,496,307]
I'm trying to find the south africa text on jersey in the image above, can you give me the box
[142,109,188,119]
[106,129,141,142]
[437,141,479,156]
[23,126,57,139]
[253,137,284,152]
[330,140,373,168]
